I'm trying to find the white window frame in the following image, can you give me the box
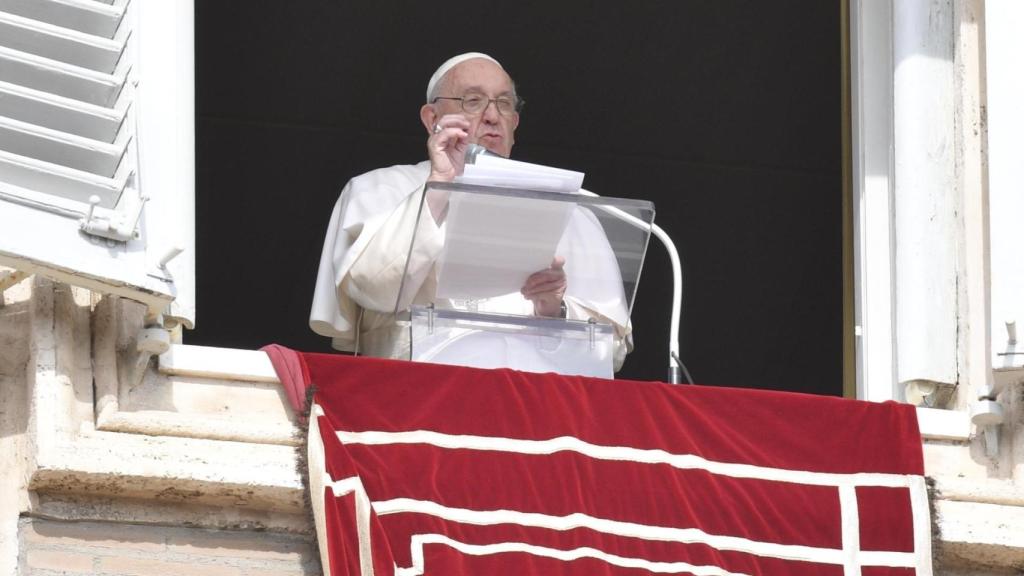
[850,0,898,403]
[986,0,1024,380]
[850,0,1004,451]
[852,0,1022,405]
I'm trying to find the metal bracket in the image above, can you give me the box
[80,194,148,243]
[587,318,597,350]
[146,245,185,283]
[426,303,435,335]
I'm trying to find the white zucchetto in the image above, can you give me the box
[426,52,502,102]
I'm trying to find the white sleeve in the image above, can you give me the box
[559,205,634,372]
[564,298,633,372]
[344,188,444,313]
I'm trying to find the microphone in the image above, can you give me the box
[464,143,500,165]
[575,190,692,384]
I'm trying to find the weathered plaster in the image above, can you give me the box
[936,499,1024,569]
[9,278,310,542]
[91,296,302,447]
[31,493,310,534]
[0,274,32,576]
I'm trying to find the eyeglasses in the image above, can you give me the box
[432,93,524,116]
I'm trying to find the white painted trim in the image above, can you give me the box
[0,199,174,317]
[133,0,195,327]
[916,407,971,441]
[986,0,1024,374]
[850,0,899,402]
[954,0,996,404]
[157,344,279,383]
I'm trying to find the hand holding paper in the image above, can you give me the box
[434,191,573,301]
[522,256,567,317]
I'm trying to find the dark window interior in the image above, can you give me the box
[192,1,843,395]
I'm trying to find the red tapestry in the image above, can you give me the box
[296,352,932,576]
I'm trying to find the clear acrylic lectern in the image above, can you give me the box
[394,181,654,378]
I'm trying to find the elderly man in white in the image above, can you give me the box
[310,52,631,371]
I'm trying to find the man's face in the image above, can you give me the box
[433,59,520,157]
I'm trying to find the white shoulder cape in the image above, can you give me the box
[309,162,430,349]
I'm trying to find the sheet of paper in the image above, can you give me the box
[459,155,584,193]
[435,192,574,300]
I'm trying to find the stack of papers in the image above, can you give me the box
[435,157,586,299]
[457,155,584,194]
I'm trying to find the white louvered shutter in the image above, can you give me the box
[0,0,194,326]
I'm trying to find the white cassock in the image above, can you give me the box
[309,161,633,371]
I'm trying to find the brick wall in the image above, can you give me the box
[17,518,320,576]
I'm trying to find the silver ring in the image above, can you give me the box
[432,123,442,134]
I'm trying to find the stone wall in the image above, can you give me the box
[1,276,315,575]
[18,518,318,576]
